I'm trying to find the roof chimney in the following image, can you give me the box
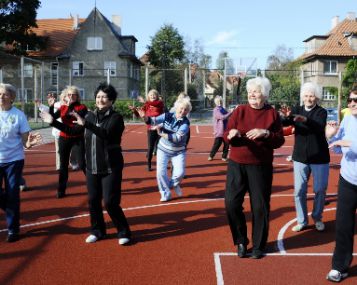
[346,12,356,21]
[73,14,79,30]
[112,15,121,35]
[331,16,339,29]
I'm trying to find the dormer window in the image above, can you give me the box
[87,37,103,50]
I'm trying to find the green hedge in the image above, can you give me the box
[14,100,142,120]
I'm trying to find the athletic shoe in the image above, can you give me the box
[292,224,306,232]
[286,155,293,162]
[208,157,213,161]
[251,249,264,259]
[326,269,348,282]
[118,238,130,245]
[237,244,247,258]
[85,234,100,243]
[173,185,183,197]
[160,193,172,202]
[222,158,228,162]
[315,221,325,232]
[19,184,27,192]
[6,233,19,243]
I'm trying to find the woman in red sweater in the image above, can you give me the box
[131,89,165,171]
[224,77,284,259]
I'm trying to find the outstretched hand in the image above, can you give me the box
[40,111,53,124]
[26,132,42,148]
[70,111,85,126]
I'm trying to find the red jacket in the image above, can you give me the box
[143,100,164,129]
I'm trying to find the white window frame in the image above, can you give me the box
[24,64,33,77]
[50,62,59,86]
[104,61,117,77]
[72,61,84,77]
[322,87,337,101]
[323,60,338,75]
[87,37,103,51]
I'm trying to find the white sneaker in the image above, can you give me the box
[174,185,183,197]
[208,157,213,161]
[118,238,130,245]
[292,224,306,232]
[160,192,172,202]
[286,155,292,162]
[85,234,99,243]
[315,221,325,231]
[326,269,348,282]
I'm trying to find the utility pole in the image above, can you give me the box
[222,57,227,108]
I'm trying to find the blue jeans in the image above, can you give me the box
[293,161,329,225]
[156,149,186,200]
[0,159,24,234]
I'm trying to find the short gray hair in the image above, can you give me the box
[175,98,192,112]
[300,82,322,100]
[0,83,17,99]
[246,77,272,98]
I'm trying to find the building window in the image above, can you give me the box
[78,88,85,100]
[17,88,33,102]
[24,64,33,77]
[322,87,337,101]
[323,60,337,74]
[72,61,84,76]
[87,37,103,50]
[51,62,58,86]
[104,61,117,77]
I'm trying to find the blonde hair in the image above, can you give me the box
[63,85,80,102]
[146,89,159,101]
[214,95,223,106]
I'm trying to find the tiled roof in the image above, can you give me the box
[27,18,85,57]
[301,18,357,60]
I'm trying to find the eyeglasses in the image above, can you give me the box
[347,97,357,103]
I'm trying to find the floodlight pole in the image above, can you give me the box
[222,57,227,108]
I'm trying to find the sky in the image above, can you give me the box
[37,0,357,70]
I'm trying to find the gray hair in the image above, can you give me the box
[0,83,17,100]
[214,95,223,106]
[175,98,192,112]
[300,82,322,100]
[246,77,272,98]
[146,89,159,100]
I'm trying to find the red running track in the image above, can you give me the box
[0,124,356,285]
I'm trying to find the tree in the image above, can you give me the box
[216,51,234,74]
[147,24,185,68]
[0,0,46,55]
[266,45,294,70]
[341,58,357,105]
[262,45,301,106]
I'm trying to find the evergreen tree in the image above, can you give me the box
[0,0,46,55]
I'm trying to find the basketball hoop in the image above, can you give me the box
[237,72,246,79]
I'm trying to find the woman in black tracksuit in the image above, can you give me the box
[42,83,131,245]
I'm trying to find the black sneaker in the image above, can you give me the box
[57,191,66,199]
[237,244,247,258]
[6,233,19,243]
[251,249,263,259]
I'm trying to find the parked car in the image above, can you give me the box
[326,107,338,121]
